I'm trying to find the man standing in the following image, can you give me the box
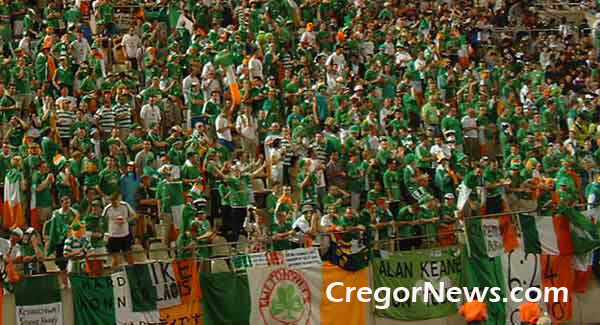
[156,166,185,244]
[215,105,234,154]
[140,95,162,131]
[102,193,136,269]
[98,157,121,202]
[45,196,79,272]
[122,26,141,69]
[236,104,258,158]
[31,161,54,233]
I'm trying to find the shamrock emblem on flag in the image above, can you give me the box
[271,283,304,323]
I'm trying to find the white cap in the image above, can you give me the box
[10,228,23,238]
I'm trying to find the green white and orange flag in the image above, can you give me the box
[71,260,203,325]
[3,169,24,229]
[246,263,370,325]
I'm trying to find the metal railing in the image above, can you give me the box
[8,206,542,265]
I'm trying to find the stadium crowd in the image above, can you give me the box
[0,0,599,278]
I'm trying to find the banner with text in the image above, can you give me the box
[501,249,544,325]
[372,247,462,321]
[16,302,63,325]
[15,275,63,325]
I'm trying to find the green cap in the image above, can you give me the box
[130,123,142,130]
[405,153,415,164]
[71,223,82,231]
[106,138,120,147]
[349,125,360,133]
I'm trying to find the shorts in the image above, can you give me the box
[217,138,235,151]
[107,234,133,253]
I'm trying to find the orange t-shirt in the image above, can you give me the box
[459,301,488,322]
[519,301,541,323]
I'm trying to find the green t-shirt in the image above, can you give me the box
[226,175,251,208]
[181,161,201,191]
[31,171,52,208]
[98,168,121,196]
[156,179,185,213]
[346,160,364,193]
[97,3,114,24]
[82,213,106,248]
[483,167,503,196]
[384,169,402,201]
[270,219,293,251]
[46,207,78,252]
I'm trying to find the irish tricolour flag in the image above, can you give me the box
[199,263,370,325]
[70,260,203,324]
[3,169,24,229]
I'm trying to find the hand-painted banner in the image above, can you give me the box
[541,255,573,323]
[372,248,462,321]
[482,218,503,258]
[71,260,203,325]
[159,259,203,324]
[501,249,544,325]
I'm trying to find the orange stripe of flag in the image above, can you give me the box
[553,215,574,255]
[541,255,574,323]
[321,262,369,325]
[160,259,203,323]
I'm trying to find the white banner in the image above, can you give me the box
[501,249,545,325]
[284,248,322,269]
[482,218,503,258]
[16,302,63,325]
[249,252,269,268]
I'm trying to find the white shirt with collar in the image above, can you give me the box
[215,114,232,142]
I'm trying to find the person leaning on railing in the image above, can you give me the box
[20,227,45,276]
[270,207,295,251]
[175,217,215,272]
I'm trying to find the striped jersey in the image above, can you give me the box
[64,236,93,256]
[280,137,294,167]
[95,106,116,133]
[56,109,76,139]
[112,103,133,129]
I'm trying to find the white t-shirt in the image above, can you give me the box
[122,33,140,59]
[235,114,257,140]
[326,53,346,73]
[248,57,263,80]
[215,114,232,141]
[102,201,135,238]
[320,214,337,228]
[461,116,478,138]
[140,104,161,129]
[182,75,200,102]
[300,31,316,47]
